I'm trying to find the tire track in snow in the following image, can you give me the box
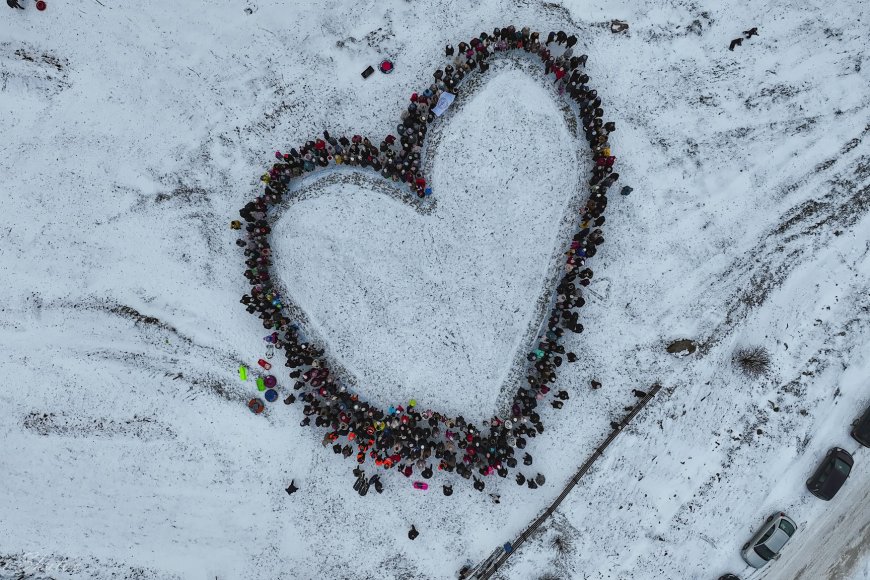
[699,125,870,354]
[21,411,177,441]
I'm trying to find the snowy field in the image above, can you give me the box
[1,0,869,579]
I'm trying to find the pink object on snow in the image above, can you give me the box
[412,481,428,490]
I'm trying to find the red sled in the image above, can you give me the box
[412,481,428,490]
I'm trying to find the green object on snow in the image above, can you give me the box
[256,377,266,391]
[239,365,248,381]
[409,399,417,408]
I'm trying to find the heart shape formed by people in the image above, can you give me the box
[273,67,579,422]
[236,25,620,492]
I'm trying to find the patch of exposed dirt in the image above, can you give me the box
[22,412,176,440]
[667,339,697,355]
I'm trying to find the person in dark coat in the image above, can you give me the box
[729,38,743,51]
[285,480,298,495]
[408,525,419,540]
[7,0,25,8]
[353,472,366,492]
[743,27,758,38]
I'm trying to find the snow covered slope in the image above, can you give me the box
[1,0,868,579]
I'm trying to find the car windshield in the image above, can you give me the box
[833,458,852,476]
[754,543,777,561]
[779,519,796,537]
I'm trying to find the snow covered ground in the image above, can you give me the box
[1,0,868,579]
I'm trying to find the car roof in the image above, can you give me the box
[820,458,851,495]
[765,527,791,552]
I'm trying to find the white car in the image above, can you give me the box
[741,513,797,568]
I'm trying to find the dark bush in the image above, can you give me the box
[734,346,771,376]
[551,534,572,554]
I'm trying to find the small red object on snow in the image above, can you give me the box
[257,358,272,370]
[36,0,46,9]
[247,398,265,414]
[378,59,394,74]
[412,481,428,490]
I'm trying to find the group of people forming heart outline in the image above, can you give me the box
[233,25,620,496]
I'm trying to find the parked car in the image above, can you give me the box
[806,447,854,500]
[852,404,870,447]
[741,513,797,568]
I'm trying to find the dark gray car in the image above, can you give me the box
[852,404,870,447]
[741,513,797,568]
[806,447,853,500]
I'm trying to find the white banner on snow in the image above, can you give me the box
[432,92,456,117]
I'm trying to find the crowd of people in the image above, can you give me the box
[236,25,619,493]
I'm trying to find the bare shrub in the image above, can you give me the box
[734,346,771,376]
[551,534,572,555]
